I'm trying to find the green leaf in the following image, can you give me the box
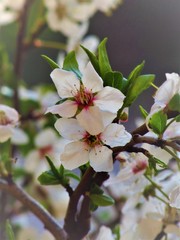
[139,105,148,119]
[90,184,104,195]
[98,38,112,78]
[80,45,100,74]
[148,110,167,135]
[6,220,15,240]
[45,156,60,179]
[90,194,115,206]
[128,61,145,84]
[38,170,61,185]
[124,74,155,107]
[64,170,80,182]
[113,225,121,240]
[63,51,82,79]
[175,114,180,122]
[41,55,59,69]
[168,93,180,112]
[104,71,123,90]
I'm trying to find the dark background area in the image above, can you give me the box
[1,0,180,129]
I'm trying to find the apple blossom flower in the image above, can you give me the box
[146,73,180,128]
[43,0,92,38]
[92,0,123,15]
[46,62,125,135]
[24,128,70,179]
[0,104,19,143]
[54,118,131,172]
[105,152,149,185]
[0,0,25,26]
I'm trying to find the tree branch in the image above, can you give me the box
[0,178,67,240]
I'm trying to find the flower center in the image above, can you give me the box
[55,3,67,20]
[74,85,94,109]
[0,111,11,125]
[132,159,148,174]
[39,145,53,158]
[83,132,101,147]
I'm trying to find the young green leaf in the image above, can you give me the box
[168,93,180,112]
[63,51,82,79]
[175,114,180,122]
[128,61,145,84]
[104,71,123,90]
[90,194,115,206]
[148,110,167,135]
[6,220,15,240]
[45,156,60,179]
[139,105,148,119]
[80,45,100,74]
[124,74,155,107]
[38,170,61,185]
[41,55,59,69]
[98,38,112,78]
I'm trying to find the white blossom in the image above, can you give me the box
[46,62,125,135]
[54,118,131,172]
[0,104,19,142]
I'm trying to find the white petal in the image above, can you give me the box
[61,141,89,170]
[165,224,180,236]
[101,111,116,127]
[169,185,180,209]
[46,100,78,118]
[89,145,113,172]
[101,123,132,147]
[0,126,12,142]
[35,128,57,148]
[95,226,114,240]
[76,106,104,135]
[155,73,180,103]
[81,62,103,92]
[0,104,19,123]
[94,86,125,113]
[72,3,96,21]
[55,118,85,140]
[11,128,29,145]
[50,68,80,98]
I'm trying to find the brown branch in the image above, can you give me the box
[13,0,34,111]
[0,178,67,240]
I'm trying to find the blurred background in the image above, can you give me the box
[1,0,180,129]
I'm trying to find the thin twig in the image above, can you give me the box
[0,178,67,240]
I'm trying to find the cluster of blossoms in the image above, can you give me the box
[47,61,132,172]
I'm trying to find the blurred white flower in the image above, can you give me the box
[57,34,99,71]
[43,0,90,38]
[0,104,19,142]
[169,185,180,209]
[0,0,25,26]
[95,226,114,240]
[55,118,131,172]
[24,128,70,179]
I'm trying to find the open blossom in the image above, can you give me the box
[46,62,125,135]
[0,104,19,143]
[54,118,131,172]
[146,73,180,128]
[105,152,148,185]
[0,0,25,26]
[43,0,92,38]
